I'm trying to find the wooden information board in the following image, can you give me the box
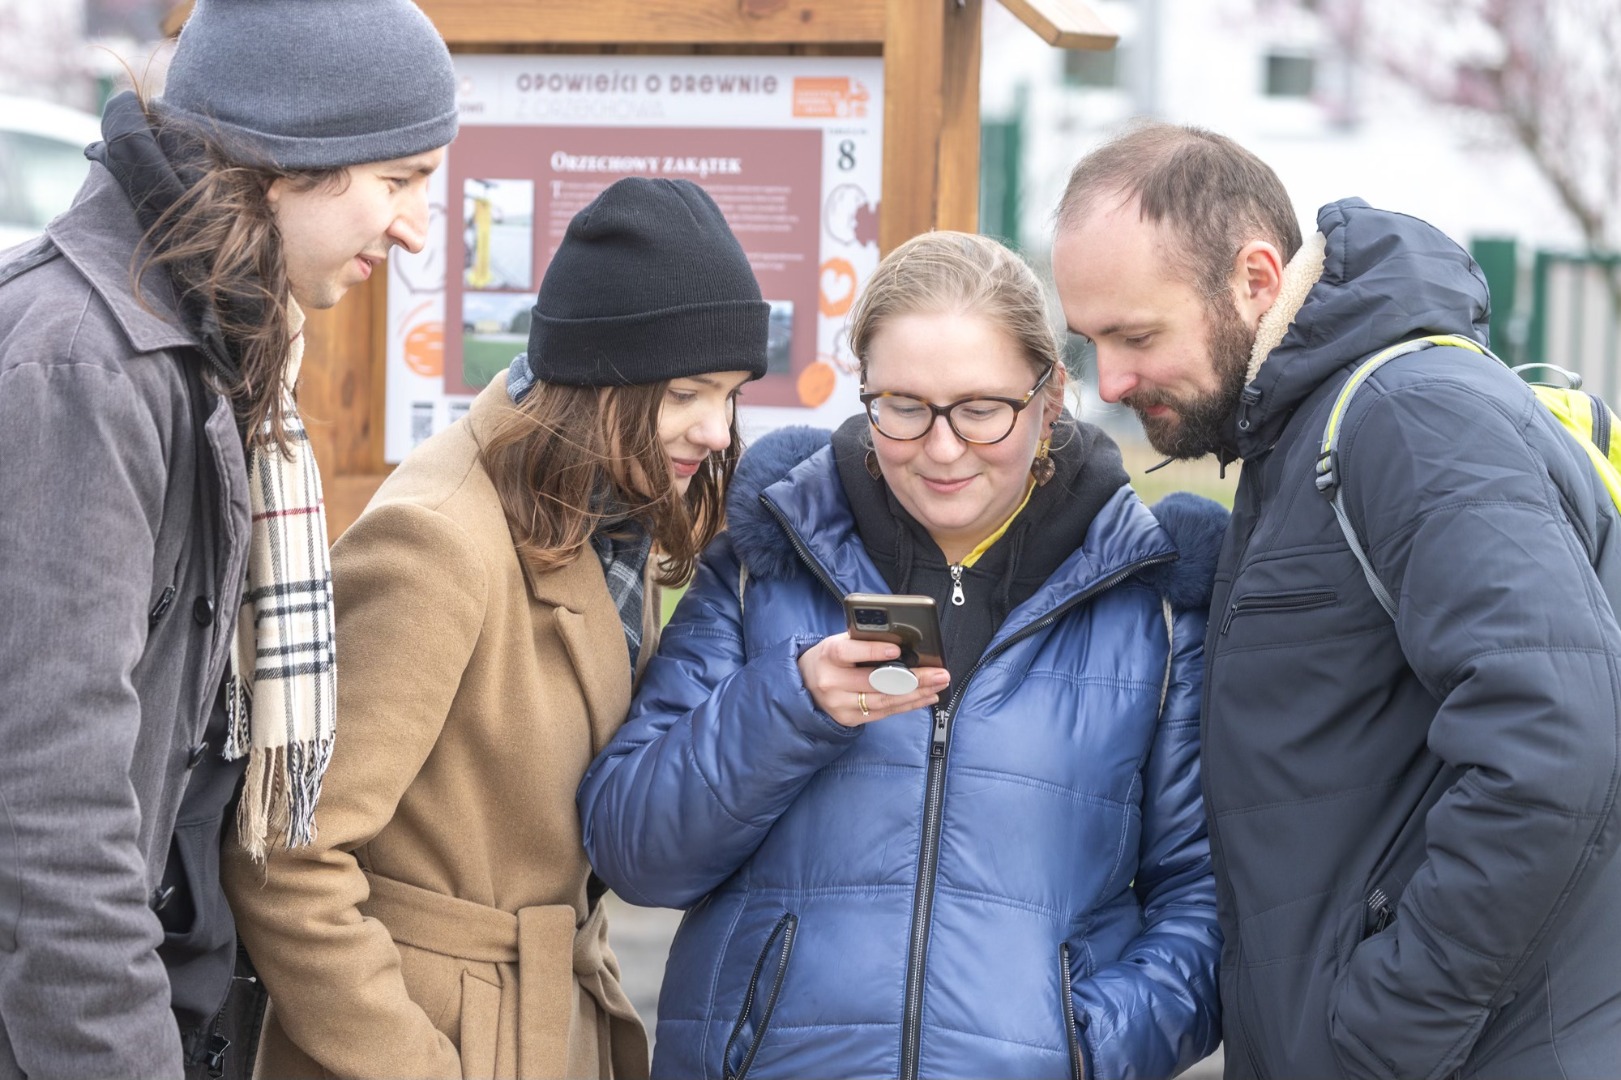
[164,0,1115,534]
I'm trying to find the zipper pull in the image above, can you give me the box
[1366,887,1395,934]
[1220,600,1241,635]
[931,707,949,757]
[949,565,965,607]
[1236,384,1263,432]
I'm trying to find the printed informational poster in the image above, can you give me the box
[384,54,884,461]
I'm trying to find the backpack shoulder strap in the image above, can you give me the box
[1314,334,1491,619]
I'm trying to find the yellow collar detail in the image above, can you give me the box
[957,476,1038,569]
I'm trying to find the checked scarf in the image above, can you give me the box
[224,309,338,861]
[590,520,653,674]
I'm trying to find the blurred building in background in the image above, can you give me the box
[980,0,1619,411]
[0,0,175,248]
[1,0,1612,471]
[0,0,173,111]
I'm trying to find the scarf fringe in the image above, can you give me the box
[234,730,335,862]
[223,671,252,760]
[228,318,338,861]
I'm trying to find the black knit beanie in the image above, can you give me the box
[525,178,769,387]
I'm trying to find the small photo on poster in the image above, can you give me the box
[461,292,532,390]
[463,178,535,292]
[766,300,794,376]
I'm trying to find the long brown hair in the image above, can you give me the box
[477,379,739,588]
[132,93,344,451]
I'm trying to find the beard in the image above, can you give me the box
[1128,299,1256,459]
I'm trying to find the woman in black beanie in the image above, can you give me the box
[223,178,766,1080]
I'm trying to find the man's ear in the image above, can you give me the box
[1232,240,1283,325]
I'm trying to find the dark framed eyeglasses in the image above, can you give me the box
[859,365,1054,445]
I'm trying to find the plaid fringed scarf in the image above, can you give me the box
[224,308,337,861]
[591,520,653,673]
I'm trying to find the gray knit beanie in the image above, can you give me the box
[158,0,458,169]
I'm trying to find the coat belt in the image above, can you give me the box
[360,871,649,1080]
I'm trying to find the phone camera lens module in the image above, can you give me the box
[854,608,887,628]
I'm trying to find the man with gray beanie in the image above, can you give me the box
[0,2,457,1077]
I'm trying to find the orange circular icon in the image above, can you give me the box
[818,258,858,318]
[404,321,444,377]
[797,359,837,407]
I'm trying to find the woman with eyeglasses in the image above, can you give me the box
[578,231,1225,1080]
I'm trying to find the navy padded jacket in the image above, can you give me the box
[1206,199,1621,1080]
[579,431,1227,1080]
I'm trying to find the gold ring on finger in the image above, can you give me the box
[857,691,870,716]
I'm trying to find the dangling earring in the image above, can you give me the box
[1031,437,1055,486]
[865,448,883,480]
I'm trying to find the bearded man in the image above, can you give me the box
[1052,122,1621,1080]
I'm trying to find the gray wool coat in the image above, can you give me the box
[0,165,250,1079]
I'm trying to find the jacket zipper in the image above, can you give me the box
[1200,463,1267,1078]
[1591,396,1612,458]
[1060,943,1085,1080]
[948,564,965,606]
[1218,588,1337,635]
[723,912,799,1080]
[898,552,1175,1080]
[761,493,1175,1080]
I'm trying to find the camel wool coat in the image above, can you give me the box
[223,380,653,1080]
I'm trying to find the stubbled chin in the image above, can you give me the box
[1138,409,1179,444]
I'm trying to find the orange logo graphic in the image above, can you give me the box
[404,321,445,377]
[797,360,837,408]
[793,78,870,119]
[818,258,858,318]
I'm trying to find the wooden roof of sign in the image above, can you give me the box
[164,1,1114,50]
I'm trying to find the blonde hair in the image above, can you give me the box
[848,231,1061,410]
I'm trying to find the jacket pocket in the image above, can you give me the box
[1356,759,1460,943]
[458,970,502,1080]
[1059,944,1088,1080]
[1220,589,1338,635]
[723,912,798,1080]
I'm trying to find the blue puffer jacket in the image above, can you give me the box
[579,430,1227,1080]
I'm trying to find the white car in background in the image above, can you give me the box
[0,95,103,251]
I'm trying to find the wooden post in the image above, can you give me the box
[880,0,984,253]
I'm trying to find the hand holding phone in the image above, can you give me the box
[793,593,949,727]
[843,593,946,694]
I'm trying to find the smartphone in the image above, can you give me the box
[843,593,946,671]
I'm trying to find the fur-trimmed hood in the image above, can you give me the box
[725,425,1227,613]
[1232,197,1491,458]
